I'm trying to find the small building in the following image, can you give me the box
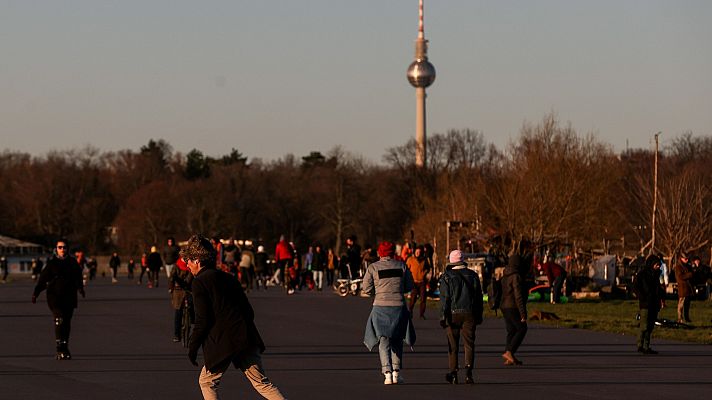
[0,235,47,274]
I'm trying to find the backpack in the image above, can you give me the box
[487,277,502,314]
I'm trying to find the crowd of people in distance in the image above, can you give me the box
[22,232,712,398]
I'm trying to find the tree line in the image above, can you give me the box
[1,114,710,266]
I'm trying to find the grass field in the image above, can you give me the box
[483,298,712,344]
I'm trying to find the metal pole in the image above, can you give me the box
[651,132,660,255]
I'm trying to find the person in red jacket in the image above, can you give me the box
[541,259,567,304]
[274,235,293,291]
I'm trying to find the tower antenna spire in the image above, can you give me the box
[407,0,436,168]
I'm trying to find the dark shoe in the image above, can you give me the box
[464,367,474,384]
[445,372,458,384]
[642,348,658,355]
[637,346,645,353]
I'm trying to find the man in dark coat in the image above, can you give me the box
[634,254,665,354]
[182,234,285,400]
[439,250,483,384]
[147,246,163,288]
[501,244,531,366]
[31,239,85,360]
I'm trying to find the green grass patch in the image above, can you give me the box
[483,299,712,344]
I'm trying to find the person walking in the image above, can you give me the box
[362,241,415,385]
[138,252,148,285]
[326,248,337,288]
[439,250,483,384]
[147,246,163,288]
[311,244,326,291]
[163,237,181,279]
[634,254,665,354]
[254,245,269,290]
[501,244,531,366]
[109,252,121,284]
[274,235,293,290]
[674,252,694,323]
[182,234,286,400]
[127,258,135,280]
[406,246,430,319]
[31,239,85,360]
[238,245,255,292]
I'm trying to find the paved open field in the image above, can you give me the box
[1,276,710,399]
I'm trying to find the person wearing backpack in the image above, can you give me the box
[439,250,483,384]
[501,244,532,366]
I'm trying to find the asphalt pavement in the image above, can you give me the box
[1,276,710,400]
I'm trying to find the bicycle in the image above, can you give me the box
[180,294,194,347]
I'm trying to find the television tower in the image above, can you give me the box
[406,0,436,168]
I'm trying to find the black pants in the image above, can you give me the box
[638,308,658,349]
[502,308,528,354]
[50,306,74,345]
[446,313,476,372]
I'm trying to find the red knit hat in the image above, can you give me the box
[377,241,395,257]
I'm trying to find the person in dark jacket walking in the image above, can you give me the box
[500,245,531,366]
[438,250,483,384]
[634,254,665,354]
[182,234,285,400]
[147,246,163,288]
[31,239,85,360]
[109,252,121,284]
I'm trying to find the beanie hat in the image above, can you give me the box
[377,241,395,257]
[449,250,464,263]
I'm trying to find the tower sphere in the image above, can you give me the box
[407,59,436,88]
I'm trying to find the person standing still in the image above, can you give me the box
[182,235,286,400]
[634,254,665,354]
[362,241,415,385]
[0,256,8,283]
[406,246,430,319]
[674,252,694,323]
[439,250,483,384]
[311,244,326,291]
[31,239,85,360]
[501,244,531,366]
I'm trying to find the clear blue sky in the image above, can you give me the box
[2,1,711,162]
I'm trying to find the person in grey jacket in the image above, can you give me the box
[362,241,415,385]
[439,250,483,384]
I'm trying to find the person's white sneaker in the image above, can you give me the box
[383,372,393,385]
[392,370,403,384]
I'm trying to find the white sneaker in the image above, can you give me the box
[383,372,393,385]
[392,370,403,384]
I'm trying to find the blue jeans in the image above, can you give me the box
[378,336,403,373]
